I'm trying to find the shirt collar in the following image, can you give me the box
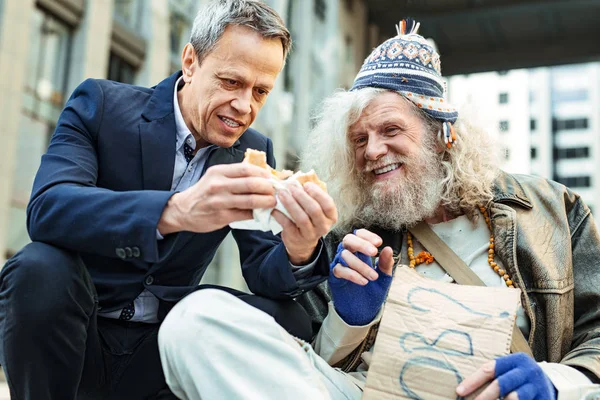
[173,77,195,151]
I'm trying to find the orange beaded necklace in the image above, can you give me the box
[406,205,515,288]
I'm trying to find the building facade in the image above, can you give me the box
[448,63,600,217]
[0,0,373,290]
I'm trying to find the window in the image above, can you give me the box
[114,0,143,31]
[169,13,189,60]
[553,118,589,131]
[169,0,196,73]
[12,7,72,254]
[314,0,326,21]
[108,53,136,84]
[531,147,537,159]
[21,10,71,125]
[555,147,590,160]
[558,176,591,188]
[499,120,510,132]
[530,119,536,131]
[499,93,509,104]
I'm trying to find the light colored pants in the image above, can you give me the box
[158,289,363,400]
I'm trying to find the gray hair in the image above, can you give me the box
[301,88,499,231]
[190,0,291,64]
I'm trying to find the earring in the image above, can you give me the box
[440,122,456,149]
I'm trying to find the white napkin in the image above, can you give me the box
[229,177,301,235]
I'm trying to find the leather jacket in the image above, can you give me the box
[297,171,600,380]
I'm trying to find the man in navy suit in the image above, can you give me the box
[0,1,336,399]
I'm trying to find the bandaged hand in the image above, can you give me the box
[328,229,394,326]
[456,352,557,400]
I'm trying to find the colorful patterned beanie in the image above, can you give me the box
[350,18,459,148]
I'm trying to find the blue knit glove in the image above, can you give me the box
[329,241,393,326]
[495,353,557,400]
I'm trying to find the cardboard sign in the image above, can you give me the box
[363,266,521,400]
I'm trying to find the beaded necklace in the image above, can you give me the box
[406,206,515,288]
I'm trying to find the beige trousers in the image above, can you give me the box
[158,289,363,400]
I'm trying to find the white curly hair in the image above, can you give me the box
[301,88,500,232]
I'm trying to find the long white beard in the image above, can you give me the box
[355,143,444,231]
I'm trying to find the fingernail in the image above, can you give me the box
[369,271,378,281]
[456,386,464,395]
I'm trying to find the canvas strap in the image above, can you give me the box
[409,221,533,356]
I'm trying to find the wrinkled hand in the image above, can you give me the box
[272,182,337,265]
[457,353,556,400]
[158,163,276,235]
[329,229,394,326]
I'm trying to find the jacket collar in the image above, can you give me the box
[142,71,183,122]
[492,170,533,209]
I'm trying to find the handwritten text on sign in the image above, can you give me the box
[363,266,521,400]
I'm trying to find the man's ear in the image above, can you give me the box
[181,43,196,83]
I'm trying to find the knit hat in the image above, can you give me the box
[351,18,458,148]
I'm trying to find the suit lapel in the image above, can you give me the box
[139,117,176,190]
[139,71,181,190]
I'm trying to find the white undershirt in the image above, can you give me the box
[401,214,531,336]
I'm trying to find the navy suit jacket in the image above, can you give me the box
[26,71,329,313]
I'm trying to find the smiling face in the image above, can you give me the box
[349,91,429,188]
[349,91,444,228]
[179,25,284,148]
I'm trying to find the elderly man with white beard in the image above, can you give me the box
[158,19,600,400]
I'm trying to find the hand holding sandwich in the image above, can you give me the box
[158,148,337,265]
[157,162,277,235]
[272,179,337,264]
[242,149,337,264]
